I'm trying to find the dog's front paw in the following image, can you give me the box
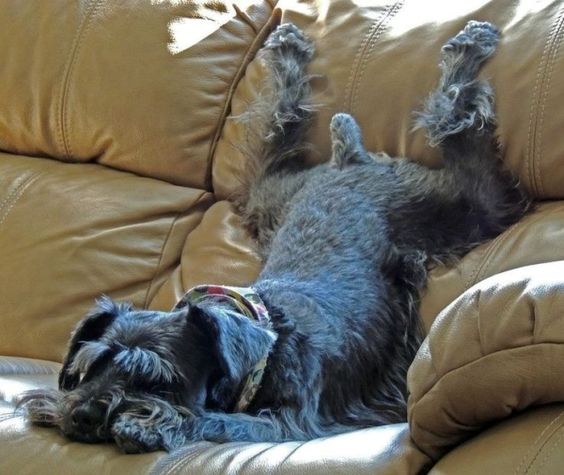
[264,23,314,60]
[112,413,188,453]
[442,21,500,60]
[112,415,166,453]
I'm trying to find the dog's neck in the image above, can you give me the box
[174,285,272,412]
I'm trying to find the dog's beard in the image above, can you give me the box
[17,387,192,451]
[17,388,64,427]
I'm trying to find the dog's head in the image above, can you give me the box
[18,296,276,451]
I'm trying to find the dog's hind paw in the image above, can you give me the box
[442,21,500,62]
[264,23,314,61]
[330,113,372,168]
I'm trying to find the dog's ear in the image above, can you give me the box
[188,304,276,384]
[58,296,129,390]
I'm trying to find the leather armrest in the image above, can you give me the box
[408,261,564,461]
[429,404,564,475]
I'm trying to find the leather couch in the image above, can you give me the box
[1,0,564,473]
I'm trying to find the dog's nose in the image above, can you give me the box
[70,405,102,432]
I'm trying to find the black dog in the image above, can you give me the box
[19,21,529,452]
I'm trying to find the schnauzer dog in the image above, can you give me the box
[19,21,529,452]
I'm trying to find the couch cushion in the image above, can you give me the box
[0,0,277,189]
[0,153,212,362]
[428,404,564,475]
[408,261,564,460]
[420,201,564,330]
[0,357,430,475]
[148,200,262,311]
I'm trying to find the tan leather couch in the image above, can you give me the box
[1,0,564,473]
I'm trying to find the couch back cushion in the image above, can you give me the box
[0,0,276,189]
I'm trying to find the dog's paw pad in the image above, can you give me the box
[442,21,499,58]
[264,23,314,59]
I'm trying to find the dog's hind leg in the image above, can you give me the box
[404,21,530,258]
[236,23,316,252]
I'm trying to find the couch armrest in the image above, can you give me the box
[408,261,564,461]
[430,404,564,474]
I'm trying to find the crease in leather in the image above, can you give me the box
[236,442,280,473]
[351,2,403,117]
[0,173,41,228]
[205,3,280,193]
[157,443,219,475]
[0,175,30,215]
[516,409,564,474]
[343,2,402,114]
[464,213,537,290]
[278,441,306,467]
[57,0,105,160]
[0,357,59,375]
[0,412,21,423]
[525,3,564,197]
[410,342,564,459]
[143,191,212,308]
[142,210,184,309]
[528,425,564,474]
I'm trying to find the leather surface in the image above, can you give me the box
[148,201,262,312]
[0,152,213,362]
[409,261,564,461]
[0,357,430,475]
[0,0,276,189]
[420,201,564,331]
[430,404,564,475]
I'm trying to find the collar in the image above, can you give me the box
[173,285,271,412]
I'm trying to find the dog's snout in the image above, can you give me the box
[70,405,103,432]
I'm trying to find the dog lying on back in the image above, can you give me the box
[19,22,529,452]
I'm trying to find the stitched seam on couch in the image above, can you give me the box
[410,343,564,460]
[535,11,564,199]
[205,0,280,194]
[0,173,41,229]
[529,425,564,474]
[516,409,564,474]
[154,443,215,475]
[343,1,403,116]
[143,190,212,309]
[56,0,104,160]
[525,4,564,198]
[0,175,29,214]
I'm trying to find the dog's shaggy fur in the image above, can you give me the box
[18,22,530,453]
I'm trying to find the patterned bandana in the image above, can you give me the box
[172,285,272,412]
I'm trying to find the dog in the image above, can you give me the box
[18,21,530,453]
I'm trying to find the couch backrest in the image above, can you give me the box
[1,0,563,362]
